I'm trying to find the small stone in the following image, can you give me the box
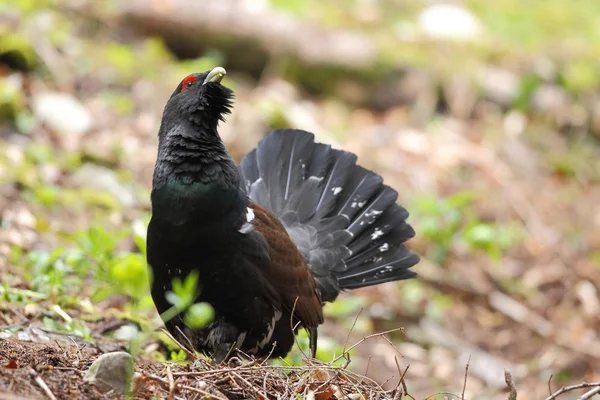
[443,75,477,118]
[72,163,137,207]
[575,281,600,317]
[532,57,557,81]
[5,144,24,164]
[398,342,428,361]
[24,303,38,318]
[417,4,484,41]
[113,324,140,341]
[80,130,122,165]
[32,92,93,136]
[478,67,519,107]
[531,84,569,114]
[84,351,134,394]
[14,207,36,228]
[39,164,62,185]
[503,110,528,137]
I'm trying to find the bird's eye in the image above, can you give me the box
[181,75,197,91]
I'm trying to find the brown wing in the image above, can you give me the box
[248,200,324,329]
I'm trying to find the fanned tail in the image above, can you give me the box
[239,129,419,302]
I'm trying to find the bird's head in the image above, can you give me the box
[160,67,234,135]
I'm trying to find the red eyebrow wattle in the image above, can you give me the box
[181,75,197,91]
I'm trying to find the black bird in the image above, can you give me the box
[147,67,420,362]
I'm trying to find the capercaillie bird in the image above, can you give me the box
[147,67,420,362]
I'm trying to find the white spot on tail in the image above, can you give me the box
[374,265,394,277]
[379,243,389,252]
[371,228,383,240]
[365,210,382,217]
[332,187,342,195]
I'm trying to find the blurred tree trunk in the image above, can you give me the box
[120,0,376,76]
[118,0,435,111]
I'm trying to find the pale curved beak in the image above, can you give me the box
[203,67,226,85]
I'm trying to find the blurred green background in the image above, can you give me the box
[1,0,600,399]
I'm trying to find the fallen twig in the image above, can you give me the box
[174,326,198,359]
[489,291,600,358]
[145,373,228,400]
[30,368,57,400]
[505,370,517,400]
[342,307,364,354]
[332,327,404,364]
[160,328,197,361]
[392,360,414,400]
[545,382,600,400]
[290,296,308,360]
[461,355,471,399]
[230,370,268,399]
[579,387,600,400]
[0,287,48,300]
[166,366,175,400]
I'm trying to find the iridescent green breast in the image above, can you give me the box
[150,179,246,239]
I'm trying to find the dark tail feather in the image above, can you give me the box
[239,129,419,302]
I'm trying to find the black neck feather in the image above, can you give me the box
[153,122,239,190]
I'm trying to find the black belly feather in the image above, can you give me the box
[147,185,296,360]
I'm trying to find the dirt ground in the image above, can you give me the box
[0,339,106,399]
[0,335,413,399]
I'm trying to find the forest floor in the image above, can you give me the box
[2,1,600,399]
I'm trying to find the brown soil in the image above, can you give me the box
[0,339,106,399]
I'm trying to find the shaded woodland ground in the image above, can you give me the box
[1,0,600,399]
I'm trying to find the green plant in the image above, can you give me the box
[42,305,92,340]
[160,270,215,331]
[410,191,475,263]
[411,191,522,263]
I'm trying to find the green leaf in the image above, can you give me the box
[169,270,200,309]
[465,223,496,247]
[445,191,476,208]
[170,349,187,362]
[110,253,149,300]
[184,302,214,329]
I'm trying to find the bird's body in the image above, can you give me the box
[147,68,419,362]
